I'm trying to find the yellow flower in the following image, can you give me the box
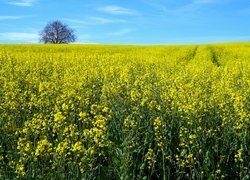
[189,134,197,139]
[35,138,52,157]
[72,141,85,152]
[54,111,66,123]
[62,103,69,111]
[16,164,26,176]
[234,148,244,162]
[146,148,156,169]
[79,112,87,119]
[56,141,69,155]
[83,129,90,137]
[102,106,110,113]
[215,169,221,174]
[94,119,106,129]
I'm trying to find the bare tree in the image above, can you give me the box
[40,20,76,44]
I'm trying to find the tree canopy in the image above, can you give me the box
[40,20,76,44]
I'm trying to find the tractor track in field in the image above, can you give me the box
[208,46,221,67]
[191,45,198,61]
[189,45,198,62]
[180,45,198,64]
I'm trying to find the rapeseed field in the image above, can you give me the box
[0,43,249,179]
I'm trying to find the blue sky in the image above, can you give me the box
[0,0,249,44]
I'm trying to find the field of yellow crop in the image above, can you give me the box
[0,43,249,179]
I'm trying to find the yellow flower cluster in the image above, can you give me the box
[145,148,156,169]
[153,117,167,149]
[35,138,52,157]
[123,115,138,129]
